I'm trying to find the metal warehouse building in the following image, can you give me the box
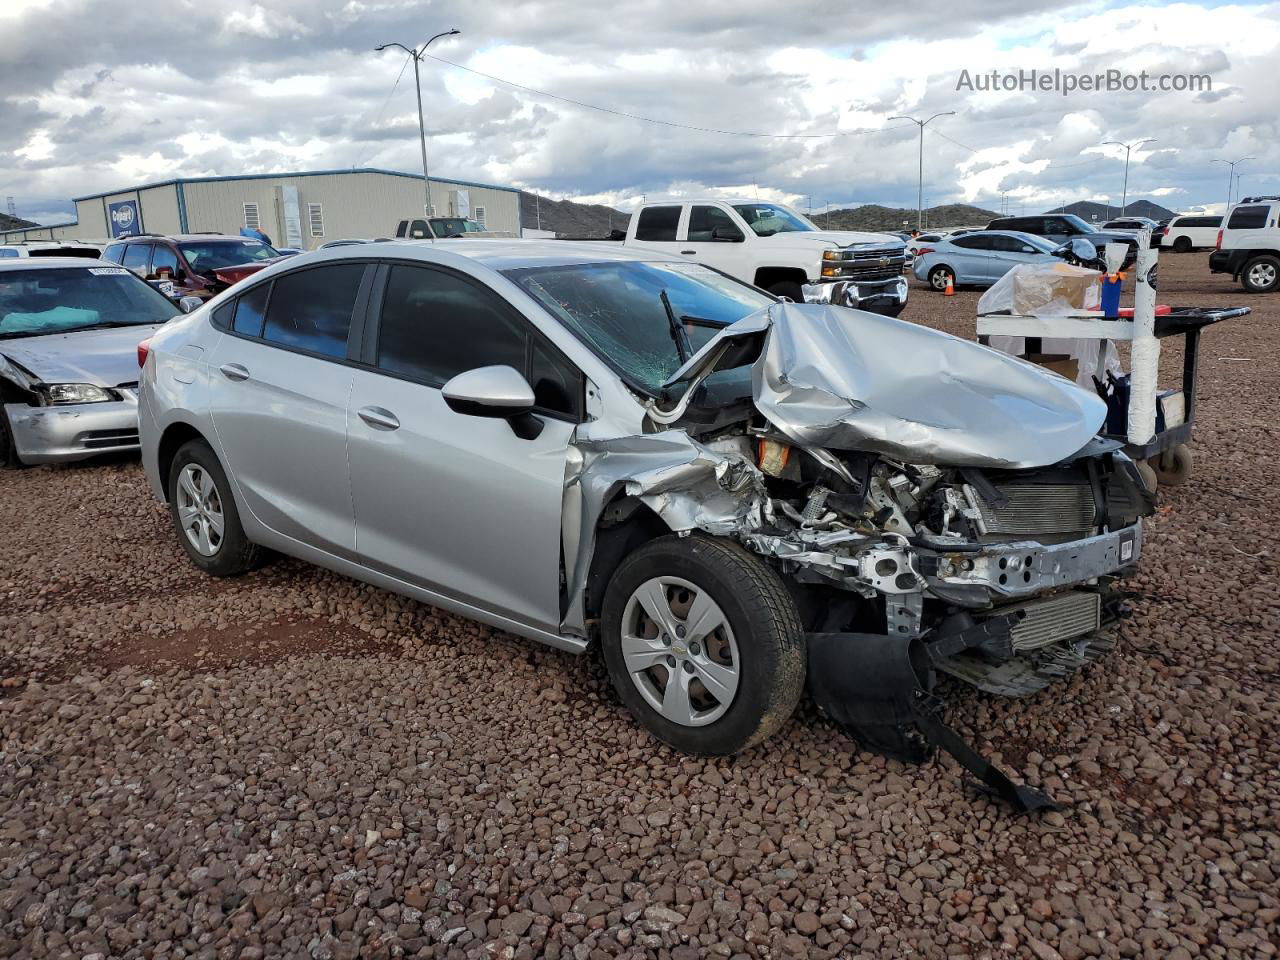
[1,168,521,247]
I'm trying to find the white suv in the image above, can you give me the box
[1164,214,1222,253]
[1209,197,1280,293]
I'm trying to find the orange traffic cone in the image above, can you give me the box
[943,275,955,296]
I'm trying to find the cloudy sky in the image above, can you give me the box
[2,0,1278,225]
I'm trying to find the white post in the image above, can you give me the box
[1126,231,1160,445]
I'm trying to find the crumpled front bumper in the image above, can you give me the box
[802,277,909,316]
[4,396,140,464]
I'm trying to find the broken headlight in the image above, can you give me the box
[38,383,113,405]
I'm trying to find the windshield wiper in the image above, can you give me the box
[660,290,692,363]
[679,313,723,329]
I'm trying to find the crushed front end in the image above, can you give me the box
[594,301,1158,811]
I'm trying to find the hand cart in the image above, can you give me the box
[976,240,1249,491]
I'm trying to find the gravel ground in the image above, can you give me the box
[2,253,1278,960]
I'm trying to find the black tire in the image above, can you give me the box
[767,280,805,303]
[927,265,955,291]
[1172,236,1192,253]
[601,533,806,755]
[0,408,23,469]
[167,439,262,576]
[1240,255,1280,294]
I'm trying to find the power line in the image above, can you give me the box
[424,52,917,140]
[352,52,414,168]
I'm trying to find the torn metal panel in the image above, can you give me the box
[560,428,769,637]
[663,302,1107,469]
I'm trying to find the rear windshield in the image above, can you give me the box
[503,260,773,392]
[177,239,278,273]
[0,266,177,338]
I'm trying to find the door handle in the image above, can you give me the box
[680,249,696,255]
[218,363,250,382]
[357,406,400,431]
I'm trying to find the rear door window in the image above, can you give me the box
[952,235,996,250]
[635,206,681,242]
[151,244,179,276]
[232,282,271,337]
[260,264,366,359]
[1227,205,1269,230]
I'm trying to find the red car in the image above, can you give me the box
[102,234,284,300]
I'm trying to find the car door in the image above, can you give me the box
[346,261,582,633]
[678,204,746,274]
[205,262,371,560]
[627,205,685,256]
[947,235,996,282]
[987,235,1049,280]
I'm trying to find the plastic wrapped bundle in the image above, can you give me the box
[977,262,1101,317]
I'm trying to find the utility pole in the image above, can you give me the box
[1102,138,1156,215]
[375,28,460,232]
[889,112,955,230]
[1212,157,1254,209]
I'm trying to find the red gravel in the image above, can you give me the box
[1,252,1277,959]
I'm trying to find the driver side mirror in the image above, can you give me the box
[442,365,543,440]
[711,226,744,243]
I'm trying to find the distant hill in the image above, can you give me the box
[1049,200,1176,223]
[520,192,629,238]
[0,213,37,232]
[815,203,999,232]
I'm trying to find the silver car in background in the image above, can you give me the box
[0,258,190,466]
[139,240,1153,811]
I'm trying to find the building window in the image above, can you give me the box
[243,202,260,230]
[308,202,325,238]
[474,206,486,227]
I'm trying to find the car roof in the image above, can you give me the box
[641,198,791,207]
[0,256,118,271]
[343,238,687,271]
[110,234,261,243]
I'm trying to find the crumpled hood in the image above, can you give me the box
[663,302,1106,469]
[0,324,162,387]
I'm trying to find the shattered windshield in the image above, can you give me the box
[503,260,774,393]
[0,266,177,338]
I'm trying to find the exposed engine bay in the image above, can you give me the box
[563,302,1156,811]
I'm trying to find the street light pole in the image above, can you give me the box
[376,28,460,231]
[1102,138,1156,215]
[890,112,955,230]
[1212,156,1255,210]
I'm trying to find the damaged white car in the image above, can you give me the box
[139,241,1153,811]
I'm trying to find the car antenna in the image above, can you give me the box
[660,289,692,363]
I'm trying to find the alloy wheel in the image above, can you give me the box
[176,463,225,557]
[1247,261,1277,289]
[620,576,740,727]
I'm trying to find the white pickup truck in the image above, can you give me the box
[620,198,909,316]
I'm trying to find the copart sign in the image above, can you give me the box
[108,199,141,238]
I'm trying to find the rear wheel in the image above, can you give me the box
[1154,444,1193,486]
[1172,236,1192,253]
[1135,460,1158,495]
[167,439,262,576]
[767,280,805,303]
[1241,255,1280,293]
[601,534,805,755]
[928,265,955,291]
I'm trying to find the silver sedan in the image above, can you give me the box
[138,240,1153,810]
[0,259,192,465]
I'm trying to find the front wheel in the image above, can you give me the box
[1241,255,1280,293]
[767,280,805,303]
[167,439,263,576]
[601,534,806,755]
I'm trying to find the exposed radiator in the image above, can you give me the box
[976,483,1096,539]
[1004,591,1102,651]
